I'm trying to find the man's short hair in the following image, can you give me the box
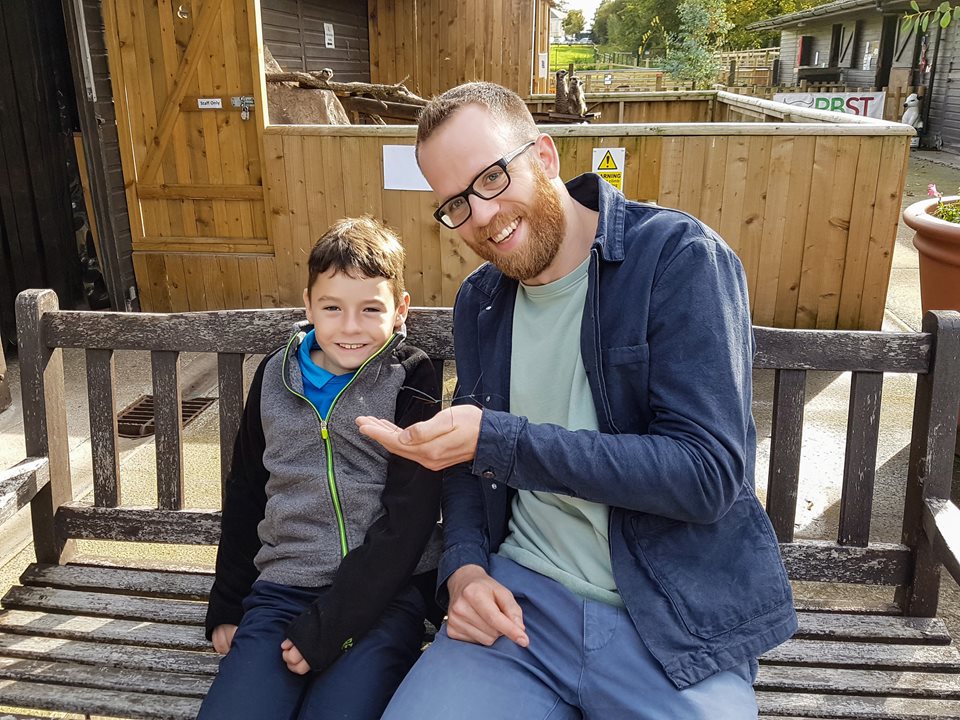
[307,216,406,304]
[416,82,539,159]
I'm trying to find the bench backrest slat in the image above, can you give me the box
[85,348,120,508]
[837,371,884,547]
[753,327,932,372]
[43,308,458,358]
[766,368,806,543]
[217,353,245,503]
[151,351,184,511]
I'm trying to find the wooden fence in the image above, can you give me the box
[236,93,911,331]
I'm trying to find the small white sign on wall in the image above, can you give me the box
[383,145,432,191]
[197,97,223,109]
[324,22,335,49]
[538,53,548,79]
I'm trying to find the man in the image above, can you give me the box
[357,82,796,719]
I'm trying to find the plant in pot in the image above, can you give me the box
[902,184,960,316]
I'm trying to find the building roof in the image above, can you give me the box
[747,0,913,31]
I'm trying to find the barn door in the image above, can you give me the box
[103,0,274,311]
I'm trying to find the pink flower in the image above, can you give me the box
[928,183,941,197]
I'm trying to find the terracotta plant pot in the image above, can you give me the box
[903,196,960,315]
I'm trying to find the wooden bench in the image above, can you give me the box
[1,288,959,719]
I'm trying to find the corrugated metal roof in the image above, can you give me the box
[747,0,913,31]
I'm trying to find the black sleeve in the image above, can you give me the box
[285,347,442,672]
[204,355,271,639]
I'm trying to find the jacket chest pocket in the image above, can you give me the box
[600,343,650,430]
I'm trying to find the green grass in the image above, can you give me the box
[549,44,596,71]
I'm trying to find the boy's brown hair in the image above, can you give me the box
[307,217,406,304]
[415,82,539,161]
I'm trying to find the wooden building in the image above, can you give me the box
[62,0,553,313]
[62,0,911,329]
[749,0,960,153]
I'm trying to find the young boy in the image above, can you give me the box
[199,217,443,720]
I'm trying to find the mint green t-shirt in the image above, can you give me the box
[497,256,622,607]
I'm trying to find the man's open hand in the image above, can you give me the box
[356,405,482,471]
[446,564,528,647]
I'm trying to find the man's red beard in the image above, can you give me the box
[470,163,566,281]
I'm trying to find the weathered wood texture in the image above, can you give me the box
[0,458,49,526]
[5,294,960,719]
[86,348,120,506]
[367,0,549,97]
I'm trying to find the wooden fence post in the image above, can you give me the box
[16,290,74,564]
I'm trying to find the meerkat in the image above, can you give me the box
[566,76,587,117]
[554,69,568,113]
[319,67,334,82]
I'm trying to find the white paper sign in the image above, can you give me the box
[197,97,223,109]
[772,91,886,119]
[324,22,335,49]
[538,53,548,79]
[592,147,625,190]
[383,145,432,191]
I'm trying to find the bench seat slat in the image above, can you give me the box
[762,639,960,671]
[0,656,212,698]
[0,609,208,650]
[0,631,218,675]
[0,678,201,720]
[756,665,960,699]
[756,690,960,719]
[2,586,206,625]
[794,612,951,644]
[19,563,213,600]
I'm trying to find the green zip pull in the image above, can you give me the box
[320,420,329,439]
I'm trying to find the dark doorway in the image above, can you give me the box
[876,15,898,88]
[0,0,86,340]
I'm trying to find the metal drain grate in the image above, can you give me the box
[116,394,217,438]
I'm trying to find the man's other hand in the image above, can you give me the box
[356,405,482,471]
[446,564,528,648]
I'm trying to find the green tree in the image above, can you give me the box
[563,9,587,36]
[593,0,678,57]
[591,0,615,44]
[663,0,731,87]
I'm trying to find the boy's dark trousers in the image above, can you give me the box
[198,580,426,720]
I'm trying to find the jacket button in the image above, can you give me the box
[481,469,495,479]
[491,483,498,490]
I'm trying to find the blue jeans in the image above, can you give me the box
[383,555,758,720]
[198,581,425,720]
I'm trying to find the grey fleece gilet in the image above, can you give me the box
[254,328,440,588]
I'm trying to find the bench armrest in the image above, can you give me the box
[0,457,50,526]
[923,498,960,587]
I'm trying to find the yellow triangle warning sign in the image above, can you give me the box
[597,150,618,170]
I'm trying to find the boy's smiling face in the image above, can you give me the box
[303,270,410,376]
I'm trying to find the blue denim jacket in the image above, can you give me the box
[438,173,798,689]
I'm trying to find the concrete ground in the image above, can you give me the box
[0,151,959,718]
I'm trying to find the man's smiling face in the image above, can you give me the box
[418,105,566,282]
